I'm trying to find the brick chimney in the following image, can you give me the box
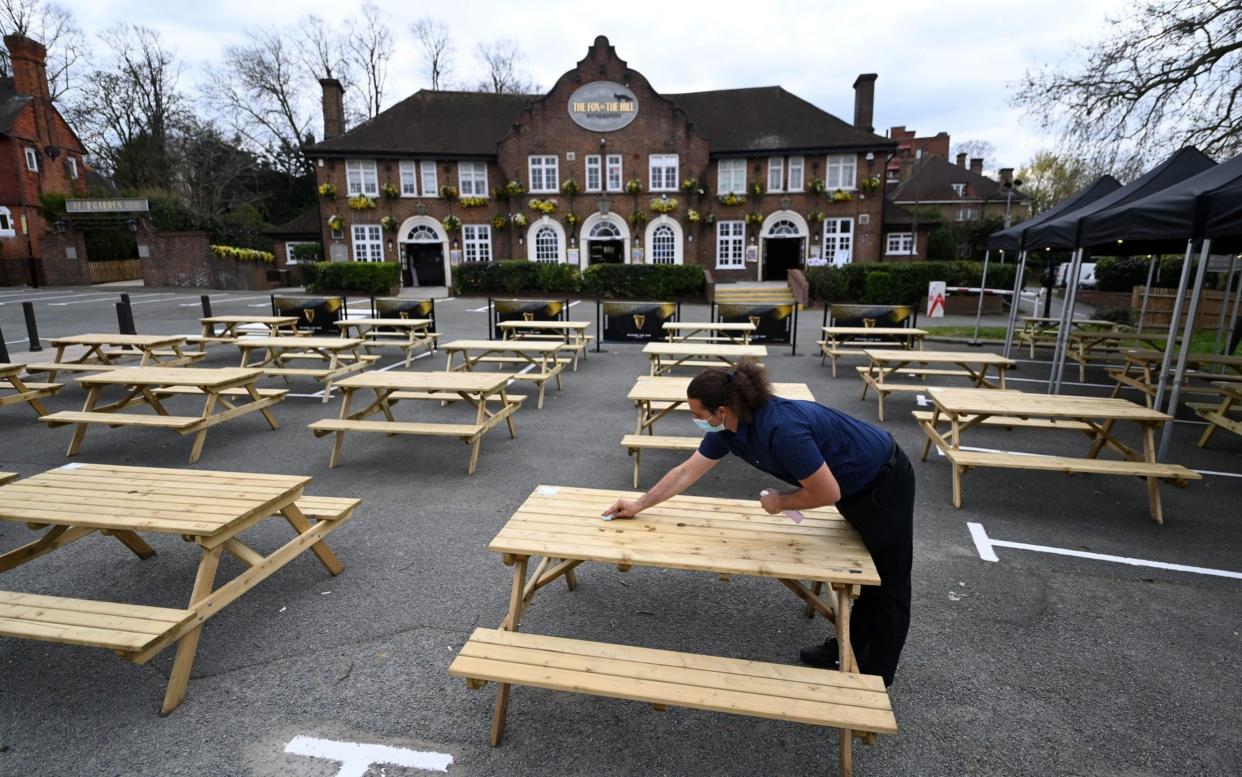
[998,167,1014,184]
[969,157,984,176]
[319,78,346,140]
[852,73,877,133]
[956,152,967,168]
[4,34,50,102]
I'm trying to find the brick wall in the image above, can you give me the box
[38,231,89,285]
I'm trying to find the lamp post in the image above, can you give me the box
[1002,177,1023,229]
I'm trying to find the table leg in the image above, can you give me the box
[281,502,345,575]
[7,374,50,416]
[330,389,354,468]
[66,385,101,456]
[492,555,529,747]
[187,393,220,464]
[109,530,157,559]
[1197,394,1232,447]
[1142,424,1163,525]
[245,382,281,430]
[161,544,222,715]
[950,415,963,508]
[501,389,517,439]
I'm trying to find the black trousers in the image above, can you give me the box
[832,444,915,686]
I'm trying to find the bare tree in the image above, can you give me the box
[169,116,262,217]
[1015,0,1242,173]
[951,140,997,171]
[295,14,365,127]
[345,1,392,118]
[411,16,453,90]
[0,0,84,101]
[205,28,314,177]
[476,39,538,94]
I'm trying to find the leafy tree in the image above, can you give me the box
[1017,151,1098,214]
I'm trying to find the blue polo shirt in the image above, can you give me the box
[698,397,893,497]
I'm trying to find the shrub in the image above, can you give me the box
[210,244,274,264]
[863,271,894,304]
[804,261,1028,306]
[1095,256,1151,292]
[303,261,399,295]
[1095,307,1134,326]
[534,261,582,293]
[581,264,705,299]
[451,261,705,299]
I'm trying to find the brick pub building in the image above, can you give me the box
[306,36,896,289]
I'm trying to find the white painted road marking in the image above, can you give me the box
[49,293,175,306]
[284,735,452,776]
[967,522,1242,579]
[0,291,115,305]
[470,304,490,312]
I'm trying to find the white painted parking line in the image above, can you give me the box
[284,735,452,776]
[470,304,490,312]
[127,295,188,305]
[178,294,270,306]
[968,521,1242,579]
[0,291,114,305]
[567,300,580,307]
[49,293,175,306]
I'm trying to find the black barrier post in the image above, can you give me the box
[822,302,830,329]
[120,293,131,307]
[270,294,277,316]
[487,297,493,339]
[201,295,214,336]
[0,324,8,362]
[791,304,799,355]
[369,296,377,318]
[595,299,602,352]
[22,301,42,352]
[429,298,438,332]
[116,302,137,339]
[675,302,682,323]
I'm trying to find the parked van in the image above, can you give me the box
[1056,262,1097,289]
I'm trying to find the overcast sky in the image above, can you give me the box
[68,0,1131,170]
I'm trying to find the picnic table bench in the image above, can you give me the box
[1107,349,1242,407]
[0,463,357,714]
[39,367,285,464]
[497,320,592,371]
[309,370,522,473]
[236,336,377,402]
[916,387,1199,524]
[441,339,566,409]
[662,321,756,345]
[1065,329,1177,382]
[449,485,892,775]
[192,315,302,351]
[1,362,61,417]
[24,334,203,382]
[642,341,768,376]
[859,349,1014,421]
[1016,317,1118,358]
[819,327,926,378]
[1192,381,1242,448]
[336,317,439,367]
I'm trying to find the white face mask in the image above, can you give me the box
[693,416,725,434]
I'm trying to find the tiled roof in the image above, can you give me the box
[889,155,1028,203]
[266,205,321,237]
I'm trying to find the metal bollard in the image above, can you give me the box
[0,323,9,362]
[201,295,214,336]
[116,301,137,339]
[22,301,42,352]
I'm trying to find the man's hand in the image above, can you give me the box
[604,498,642,519]
[759,488,784,515]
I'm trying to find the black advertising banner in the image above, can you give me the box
[716,303,796,345]
[271,295,344,334]
[491,298,567,338]
[601,301,678,343]
[828,304,916,328]
[373,296,437,330]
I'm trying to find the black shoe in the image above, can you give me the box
[798,639,839,669]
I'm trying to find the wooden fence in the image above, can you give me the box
[87,259,143,284]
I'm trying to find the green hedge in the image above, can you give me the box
[1095,255,1188,292]
[302,261,399,295]
[452,261,706,299]
[805,261,1026,305]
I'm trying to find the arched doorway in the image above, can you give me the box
[398,217,449,287]
[760,211,808,282]
[526,218,567,263]
[580,213,631,266]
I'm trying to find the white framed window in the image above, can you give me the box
[420,161,438,196]
[462,224,491,262]
[346,160,378,196]
[24,147,38,171]
[650,224,676,265]
[788,156,804,191]
[528,155,559,193]
[826,155,857,190]
[716,221,745,269]
[585,155,602,192]
[605,154,623,192]
[955,208,979,222]
[66,157,79,180]
[0,206,14,236]
[284,241,318,265]
[399,161,419,196]
[718,159,746,194]
[885,232,914,256]
[823,219,853,264]
[951,183,966,197]
[649,154,679,192]
[351,224,384,261]
[459,161,488,197]
[534,225,561,263]
[767,158,784,192]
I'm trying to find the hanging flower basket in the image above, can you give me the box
[704,212,716,225]
[504,180,525,198]
[511,213,529,227]
[807,178,827,194]
[650,196,679,214]
[717,192,745,206]
[744,211,765,226]
[830,189,854,203]
[686,209,701,223]
[859,176,881,195]
[528,198,558,215]
[565,212,579,226]
[460,196,488,208]
[560,179,580,196]
[806,209,826,224]
[442,214,461,233]
[380,182,401,199]
[749,181,765,197]
[492,214,510,229]
[380,215,399,233]
[439,184,459,199]
[681,177,699,193]
[625,178,644,195]
[328,214,345,232]
[628,211,647,226]
[348,194,377,211]
[318,182,337,199]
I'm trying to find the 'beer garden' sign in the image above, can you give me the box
[567,81,638,132]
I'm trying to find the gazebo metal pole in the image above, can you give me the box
[1224,257,1242,355]
[1212,257,1237,355]
[1152,240,1196,415]
[1002,249,1029,360]
[1158,239,1213,460]
[1048,247,1083,393]
[1135,255,1157,337]
[969,249,991,345]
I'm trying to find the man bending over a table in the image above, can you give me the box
[605,360,915,687]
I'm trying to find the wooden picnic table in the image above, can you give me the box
[441,339,566,409]
[0,463,357,714]
[497,319,592,371]
[39,366,285,464]
[1017,316,1119,358]
[24,334,203,382]
[336,317,439,368]
[1107,349,1242,407]
[0,362,61,417]
[1194,381,1242,448]
[819,327,927,378]
[662,321,756,345]
[194,315,301,351]
[859,349,1014,421]
[309,370,522,473]
[1065,330,1178,382]
[235,336,377,403]
[642,341,768,376]
[451,485,890,772]
[915,387,1199,524]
